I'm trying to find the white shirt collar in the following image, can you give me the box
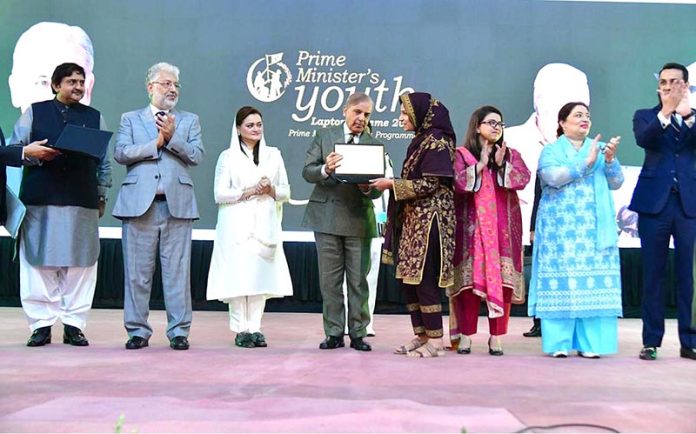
[149,105,170,117]
[343,123,359,143]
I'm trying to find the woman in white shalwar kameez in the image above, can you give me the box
[206,106,293,348]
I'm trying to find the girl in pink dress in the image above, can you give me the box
[449,106,530,356]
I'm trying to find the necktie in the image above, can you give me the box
[670,113,681,135]
[670,114,680,190]
[347,134,355,144]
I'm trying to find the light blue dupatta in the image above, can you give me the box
[540,135,618,251]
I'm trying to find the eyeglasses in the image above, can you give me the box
[480,120,505,129]
[151,81,181,89]
[658,78,684,88]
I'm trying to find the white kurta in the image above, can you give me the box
[206,143,293,300]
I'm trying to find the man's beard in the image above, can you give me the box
[159,95,178,110]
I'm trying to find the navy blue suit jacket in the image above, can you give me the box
[629,106,696,217]
[0,127,24,225]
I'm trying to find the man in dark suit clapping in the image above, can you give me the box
[630,62,696,361]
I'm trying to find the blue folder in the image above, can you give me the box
[52,124,113,160]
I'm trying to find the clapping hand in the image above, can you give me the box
[603,136,620,163]
[659,79,688,117]
[155,112,176,148]
[675,89,692,118]
[586,134,602,168]
[494,141,508,166]
[476,145,491,173]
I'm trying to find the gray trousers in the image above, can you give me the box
[314,231,371,339]
[122,200,193,340]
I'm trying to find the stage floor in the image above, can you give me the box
[0,307,694,433]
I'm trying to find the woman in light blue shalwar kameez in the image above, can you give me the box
[528,102,624,358]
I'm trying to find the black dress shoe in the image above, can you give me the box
[523,321,542,338]
[350,337,372,351]
[27,326,52,347]
[680,347,696,360]
[639,346,657,361]
[63,325,89,346]
[235,332,255,348]
[125,336,149,350]
[251,332,268,348]
[488,336,504,356]
[319,335,344,350]
[170,336,189,350]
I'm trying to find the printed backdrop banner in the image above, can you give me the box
[1,0,695,239]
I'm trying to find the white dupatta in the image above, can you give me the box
[229,124,280,260]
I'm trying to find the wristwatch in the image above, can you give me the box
[684,110,696,120]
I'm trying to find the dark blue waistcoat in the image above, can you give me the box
[21,99,101,209]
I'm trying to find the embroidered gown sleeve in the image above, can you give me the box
[453,150,480,193]
[496,149,531,190]
[393,176,445,201]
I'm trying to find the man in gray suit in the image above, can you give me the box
[302,92,382,352]
[113,62,204,351]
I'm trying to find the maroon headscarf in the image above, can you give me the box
[399,92,456,180]
[382,92,456,266]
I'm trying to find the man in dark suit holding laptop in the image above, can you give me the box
[630,62,696,361]
[302,92,383,351]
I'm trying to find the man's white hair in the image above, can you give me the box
[146,62,180,86]
[12,22,94,73]
[533,63,589,112]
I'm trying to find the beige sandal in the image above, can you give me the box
[394,338,424,355]
[406,341,445,358]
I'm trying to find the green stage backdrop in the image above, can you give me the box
[1,0,695,231]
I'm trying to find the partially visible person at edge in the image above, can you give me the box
[206,106,293,348]
[0,126,59,226]
[524,175,543,337]
[370,92,456,358]
[630,62,696,361]
[449,106,530,356]
[528,102,624,358]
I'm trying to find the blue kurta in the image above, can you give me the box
[528,136,624,320]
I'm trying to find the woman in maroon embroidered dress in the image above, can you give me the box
[449,106,530,356]
[370,92,456,358]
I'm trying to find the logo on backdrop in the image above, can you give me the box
[247,52,293,102]
[245,50,416,142]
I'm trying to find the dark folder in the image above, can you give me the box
[52,124,113,160]
[4,185,25,239]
